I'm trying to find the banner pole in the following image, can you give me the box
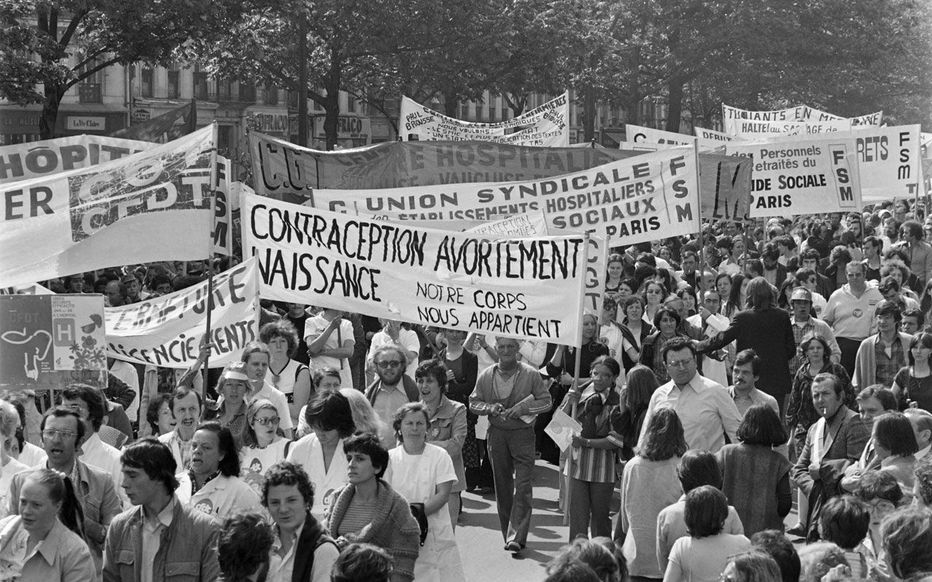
[564,231,591,526]
[693,139,706,275]
[202,122,219,393]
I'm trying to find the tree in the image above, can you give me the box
[192,0,448,149]
[0,0,243,138]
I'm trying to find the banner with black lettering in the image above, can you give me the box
[307,147,700,244]
[726,137,862,218]
[399,93,570,146]
[694,127,739,144]
[723,104,883,136]
[105,258,258,368]
[752,125,921,202]
[0,135,154,184]
[0,126,216,288]
[243,194,586,346]
[212,156,233,256]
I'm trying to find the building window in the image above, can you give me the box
[264,85,278,105]
[218,79,234,101]
[194,72,210,100]
[238,82,256,103]
[347,97,356,114]
[140,66,154,98]
[167,69,180,99]
[77,54,103,103]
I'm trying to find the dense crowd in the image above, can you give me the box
[4,200,932,581]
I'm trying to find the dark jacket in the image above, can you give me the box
[364,375,419,405]
[103,497,220,582]
[292,513,338,582]
[706,306,796,400]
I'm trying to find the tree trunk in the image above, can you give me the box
[665,74,683,132]
[296,22,309,146]
[40,86,65,139]
[582,87,596,143]
[443,88,458,117]
[322,54,341,150]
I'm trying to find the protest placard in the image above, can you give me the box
[307,147,701,245]
[0,135,154,184]
[726,136,862,218]
[694,127,739,144]
[399,93,570,146]
[106,258,258,369]
[212,156,233,256]
[0,294,106,391]
[722,104,809,135]
[749,125,922,203]
[0,126,216,288]
[625,124,694,146]
[243,193,586,346]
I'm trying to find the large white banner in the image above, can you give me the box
[726,136,862,218]
[399,93,570,146]
[0,126,216,288]
[106,258,258,369]
[723,104,883,135]
[751,125,922,202]
[0,135,155,184]
[307,147,700,245]
[243,194,586,345]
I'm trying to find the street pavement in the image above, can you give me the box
[456,460,571,581]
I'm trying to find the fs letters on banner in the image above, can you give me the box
[0,135,155,184]
[243,193,586,346]
[307,147,701,246]
[106,258,258,368]
[0,126,216,288]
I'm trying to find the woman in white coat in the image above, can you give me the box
[175,422,261,521]
[384,402,466,582]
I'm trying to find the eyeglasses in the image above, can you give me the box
[254,417,280,426]
[666,358,695,368]
[42,429,77,440]
[376,360,403,369]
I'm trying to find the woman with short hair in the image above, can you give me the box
[872,411,919,494]
[239,399,289,494]
[716,405,792,536]
[287,391,356,520]
[176,421,261,521]
[325,433,421,582]
[384,402,465,582]
[260,320,312,429]
[662,486,751,582]
[262,461,340,582]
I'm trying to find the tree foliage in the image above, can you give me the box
[0,0,243,138]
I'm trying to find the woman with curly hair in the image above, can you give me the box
[239,399,290,495]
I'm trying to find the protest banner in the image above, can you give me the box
[803,107,883,126]
[0,294,106,392]
[399,93,570,146]
[106,258,259,369]
[722,104,809,135]
[751,125,922,203]
[464,212,607,316]
[112,101,198,143]
[212,156,233,256]
[250,131,640,193]
[0,126,216,288]
[0,135,155,184]
[694,127,739,144]
[726,136,862,218]
[243,193,586,346]
[307,147,701,245]
[625,124,694,146]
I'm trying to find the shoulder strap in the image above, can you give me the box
[284,439,293,458]
[295,363,308,382]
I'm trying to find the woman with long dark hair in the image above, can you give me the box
[640,308,686,385]
[615,408,687,580]
[616,365,657,460]
[892,331,932,411]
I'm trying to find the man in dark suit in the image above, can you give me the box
[790,373,870,541]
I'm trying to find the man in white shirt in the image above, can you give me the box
[304,308,355,388]
[61,383,126,504]
[638,337,742,452]
[365,319,420,381]
[364,345,419,445]
[159,386,203,472]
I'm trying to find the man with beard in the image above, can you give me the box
[364,345,419,445]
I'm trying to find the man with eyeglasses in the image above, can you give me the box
[637,337,741,453]
[364,345,419,445]
[9,406,122,573]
